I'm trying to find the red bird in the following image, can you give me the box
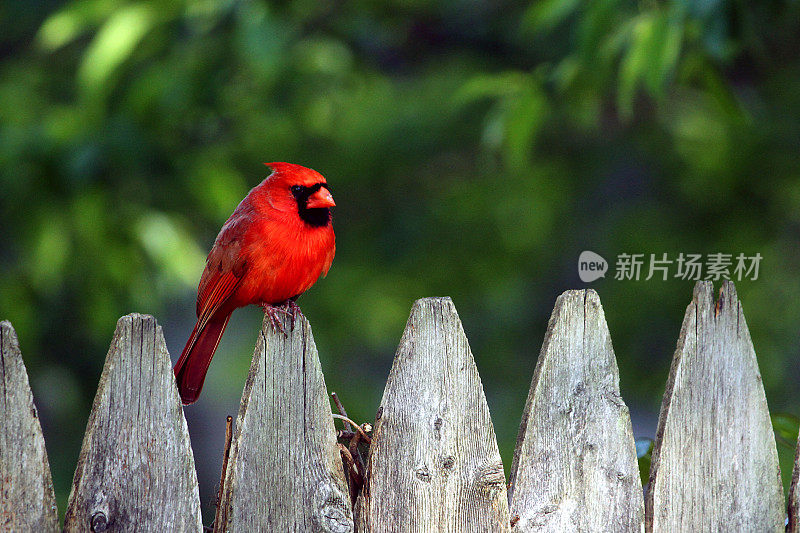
[174,162,335,405]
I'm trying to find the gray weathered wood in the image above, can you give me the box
[645,281,784,532]
[216,313,353,532]
[356,297,510,532]
[507,290,643,532]
[788,435,800,532]
[0,321,59,532]
[64,314,202,532]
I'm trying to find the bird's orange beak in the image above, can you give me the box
[306,187,335,209]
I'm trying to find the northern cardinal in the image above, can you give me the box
[174,162,335,405]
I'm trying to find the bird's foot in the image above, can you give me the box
[261,300,303,336]
[283,299,303,329]
[262,304,290,336]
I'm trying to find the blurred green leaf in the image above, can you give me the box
[30,214,71,293]
[77,3,157,96]
[772,413,800,450]
[618,13,657,116]
[522,0,580,32]
[504,82,548,170]
[135,212,206,288]
[36,0,122,51]
[454,72,529,106]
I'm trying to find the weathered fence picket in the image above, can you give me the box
[63,314,202,532]
[790,438,800,533]
[215,313,353,532]
[355,297,510,532]
[508,290,643,532]
[645,281,784,532]
[0,321,58,532]
[0,283,795,531]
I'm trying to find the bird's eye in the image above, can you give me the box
[290,185,304,196]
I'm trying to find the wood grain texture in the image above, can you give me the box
[507,290,643,532]
[645,281,784,532]
[216,312,353,533]
[0,321,59,532]
[63,314,202,532]
[787,432,800,532]
[355,297,510,532]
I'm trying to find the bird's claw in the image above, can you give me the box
[284,299,302,329]
[261,301,303,337]
[262,304,289,336]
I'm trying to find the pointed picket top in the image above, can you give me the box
[64,314,202,532]
[645,281,784,532]
[356,297,510,532]
[790,436,800,533]
[0,321,59,532]
[507,290,643,532]
[216,312,353,532]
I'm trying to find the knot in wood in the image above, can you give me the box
[415,465,432,483]
[472,462,505,499]
[90,511,108,532]
[603,386,626,408]
[313,481,353,533]
[319,506,351,533]
[439,455,455,470]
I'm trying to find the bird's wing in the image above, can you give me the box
[196,269,241,328]
[195,222,248,331]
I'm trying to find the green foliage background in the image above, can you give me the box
[2,0,799,523]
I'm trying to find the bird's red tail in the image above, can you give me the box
[174,311,231,405]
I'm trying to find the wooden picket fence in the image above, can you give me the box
[2,281,799,532]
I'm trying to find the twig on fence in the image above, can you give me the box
[330,395,373,507]
[346,425,368,507]
[338,443,364,506]
[331,393,371,480]
[348,424,363,466]
[331,414,372,444]
[337,444,358,477]
[331,392,352,432]
[213,415,234,532]
[337,429,357,439]
[347,421,365,482]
